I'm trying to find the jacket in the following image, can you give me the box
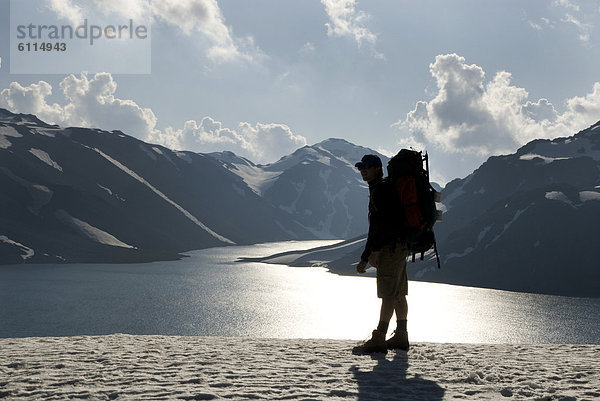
[360,176,401,262]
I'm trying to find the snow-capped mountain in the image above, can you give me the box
[422,121,600,296]
[0,109,315,264]
[210,139,389,239]
[253,121,600,297]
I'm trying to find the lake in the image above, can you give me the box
[1,241,599,344]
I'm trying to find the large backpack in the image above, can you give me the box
[387,149,441,268]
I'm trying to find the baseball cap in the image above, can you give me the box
[355,154,382,170]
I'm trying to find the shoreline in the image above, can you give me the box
[1,334,599,400]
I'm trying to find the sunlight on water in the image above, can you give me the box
[1,241,599,344]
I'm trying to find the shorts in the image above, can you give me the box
[376,240,409,299]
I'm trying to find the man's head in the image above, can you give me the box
[355,154,383,183]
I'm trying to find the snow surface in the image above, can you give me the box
[0,335,598,400]
[545,191,600,205]
[139,144,157,161]
[54,210,135,249]
[0,235,34,260]
[518,153,569,164]
[579,191,600,202]
[545,191,574,206]
[526,136,600,161]
[0,126,22,149]
[28,148,63,172]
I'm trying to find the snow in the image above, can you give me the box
[519,153,569,164]
[545,191,574,207]
[0,235,34,260]
[224,161,281,196]
[139,144,157,161]
[97,184,126,202]
[579,191,600,202]
[90,146,235,245]
[486,208,529,248]
[441,174,472,210]
[28,148,63,172]
[54,210,135,249]
[152,146,164,155]
[0,125,22,149]
[526,137,600,161]
[0,335,597,400]
[176,151,193,164]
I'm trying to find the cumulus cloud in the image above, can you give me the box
[151,0,251,63]
[398,54,600,157]
[0,73,307,164]
[321,0,377,47]
[46,0,84,24]
[43,0,251,63]
[0,73,158,139]
[148,118,307,164]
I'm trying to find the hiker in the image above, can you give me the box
[353,154,409,354]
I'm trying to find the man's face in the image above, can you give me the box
[359,166,381,183]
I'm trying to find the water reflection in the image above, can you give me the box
[1,241,599,344]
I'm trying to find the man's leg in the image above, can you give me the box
[394,295,408,322]
[377,297,395,334]
[388,295,409,351]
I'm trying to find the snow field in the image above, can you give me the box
[1,335,598,400]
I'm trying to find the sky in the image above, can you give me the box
[1,0,599,184]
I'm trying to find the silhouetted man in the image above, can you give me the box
[353,154,409,354]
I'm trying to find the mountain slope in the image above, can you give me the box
[0,109,315,264]
[252,121,600,297]
[211,138,389,239]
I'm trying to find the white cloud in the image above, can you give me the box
[0,74,307,164]
[42,0,252,63]
[148,118,307,164]
[553,0,580,12]
[151,0,252,63]
[398,53,600,158]
[320,0,377,46]
[0,73,158,139]
[46,0,84,24]
[562,13,591,42]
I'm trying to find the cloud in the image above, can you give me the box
[148,118,308,164]
[151,0,251,63]
[398,53,600,157]
[42,0,252,63]
[562,13,591,42]
[0,73,307,164]
[320,0,377,47]
[45,0,84,24]
[0,73,158,139]
[553,0,580,12]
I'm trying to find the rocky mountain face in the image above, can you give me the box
[211,139,389,239]
[272,121,600,297]
[0,109,315,264]
[422,121,600,296]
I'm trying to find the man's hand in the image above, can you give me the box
[357,260,368,274]
[368,251,381,268]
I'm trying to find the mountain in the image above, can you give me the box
[0,109,315,264]
[425,121,600,296]
[210,139,389,239]
[253,121,600,297]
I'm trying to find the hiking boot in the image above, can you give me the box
[352,330,388,355]
[386,330,409,351]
